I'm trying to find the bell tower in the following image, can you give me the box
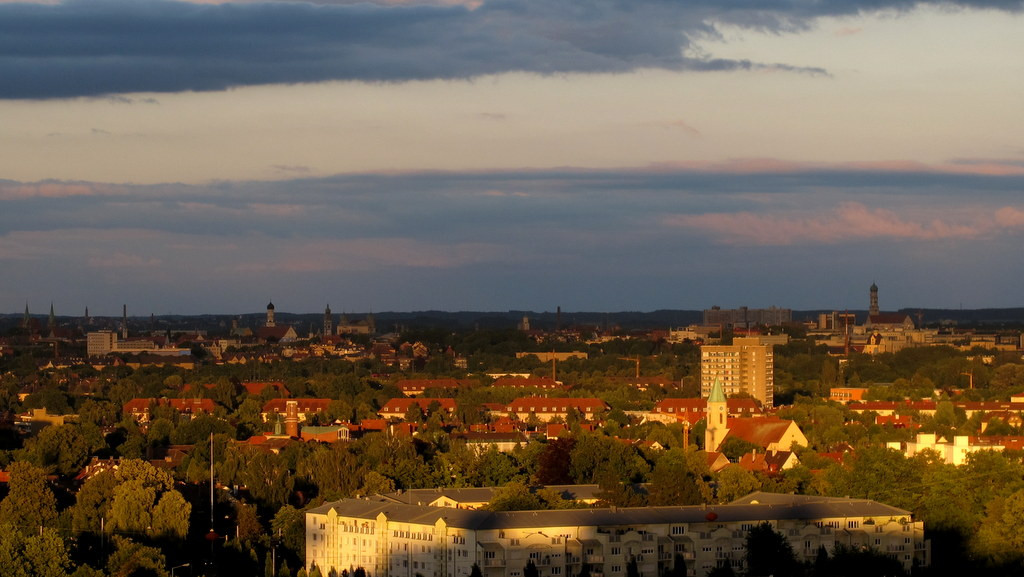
[704,378,730,452]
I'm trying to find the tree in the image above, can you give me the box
[664,554,687,577]
[0,525,71,577]
[744,522,799,577]
[17,423,92,477]
[705,564,735,577]
[236,501,264,544]
[647,448,704,506]
[73,469,118,534]
[240,449,295,509]
[106,536,168,577]
[534,438,575,485]
[0,461,58,536]
[470,564,483,577]
[524,560,539,577]
[718,437,761,462]
[359,471,395,497]
[822,544,907,577]
[151,490,191,540]
[272,505,307,563]
[486,481,543,511]
[714,466,760,504]
[106,460,187,541]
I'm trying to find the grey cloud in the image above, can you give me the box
[1,0,1017,99]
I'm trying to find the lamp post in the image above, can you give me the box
[171,563,190,577]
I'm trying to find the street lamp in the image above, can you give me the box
[171,563,190,577]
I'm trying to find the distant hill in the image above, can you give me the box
[4,307,1024,335]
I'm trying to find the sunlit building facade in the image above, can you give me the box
[306,493,927,577]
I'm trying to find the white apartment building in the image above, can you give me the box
[700,338,774,408]
[306,492,927,577]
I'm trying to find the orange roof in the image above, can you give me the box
[242,381,290,396]
[396,378,463,391]
[726,417,797,448]
[122,397,215,414]
[261,398,332,413]
[379,398,457,414]
[505,397,608,413]
[491,377,565,389]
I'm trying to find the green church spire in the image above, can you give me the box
[708,377,727,403]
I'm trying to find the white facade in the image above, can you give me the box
[306,493,927,577]
[888,433,1006,466]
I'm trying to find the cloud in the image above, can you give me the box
[2,0,1016,99]
[88,253,163,267]
[272,165,313,174]
[662,202,1019,246]
[0,180,118,199]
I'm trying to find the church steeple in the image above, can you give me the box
[323,304,333,336]
[22,302,30,329]
[705,378,730,452]
[869,282,879,317]
[48,302,56,329]
[266,300,276,327]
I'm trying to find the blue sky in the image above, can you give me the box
[1,0,1023,315]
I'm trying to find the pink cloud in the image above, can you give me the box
[994,207,1024,228]
[88,253,163,268]
[0,182,108,200]
[664,202,992,245]
[248,203,308,217]
[643,158,1024,177]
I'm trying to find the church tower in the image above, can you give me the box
[869,283,879,317]
[323,304,333,336]
[704,378,730,452]
[266,301,276,327]
[48,303,56,330]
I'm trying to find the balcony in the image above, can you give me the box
[484,559,506,567]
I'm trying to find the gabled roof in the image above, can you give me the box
[261,398,332,413]
[491,377,565,389]
[396,379,467,392]
[726,417,801,449]
[379,398,458,414]
[505,397,608,414]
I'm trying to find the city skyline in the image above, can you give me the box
[1,0,1023,315]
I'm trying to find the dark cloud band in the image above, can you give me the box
[2,0,1017,99]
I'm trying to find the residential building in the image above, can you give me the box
[503,397,609,422]
[700,338,774,408]
[305,492,928,577]
[703,306,791,329]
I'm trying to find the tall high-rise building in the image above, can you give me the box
[700,337,774,408]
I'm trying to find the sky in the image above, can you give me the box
[1,0,1023,317]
